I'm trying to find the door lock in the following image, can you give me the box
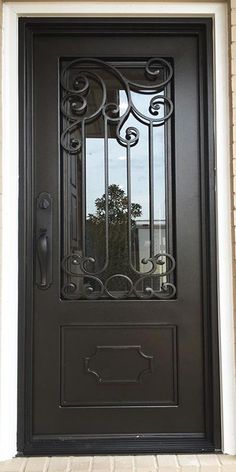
[39,197,50,210]
[36,192,52,289]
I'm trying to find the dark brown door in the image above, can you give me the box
[18,18,221,455]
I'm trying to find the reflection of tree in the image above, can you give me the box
[86,184,142,280]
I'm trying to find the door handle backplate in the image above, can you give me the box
[36,192,52,289]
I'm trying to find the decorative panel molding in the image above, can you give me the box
[60,324,178,407]
[84,345,154,384]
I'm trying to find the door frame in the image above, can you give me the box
[19,16,220,455]
[1,1,235,459]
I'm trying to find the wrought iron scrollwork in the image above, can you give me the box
[61,252,176,300]
[60,57,176,300]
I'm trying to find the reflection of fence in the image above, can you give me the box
[132,219,166,273]
[61,218,176,300]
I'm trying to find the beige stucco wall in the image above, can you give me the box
[230,0,236,376]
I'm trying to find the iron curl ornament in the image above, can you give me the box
[60,57,176,300]
[61,252,176,300]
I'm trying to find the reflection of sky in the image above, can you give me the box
[86,90,166,221]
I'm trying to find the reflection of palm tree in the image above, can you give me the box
[86,184,142,282]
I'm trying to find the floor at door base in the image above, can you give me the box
[0,455,235,471]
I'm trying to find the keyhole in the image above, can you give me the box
[39,198,50,210]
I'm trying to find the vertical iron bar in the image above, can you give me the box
[127,141,132,265]
[149,121,154,257]
[164,87,170,254]
[64,76,70,290]
[164,100,169,287]
[81,119,86,255]
[104,117,109,269]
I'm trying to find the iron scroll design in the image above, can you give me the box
[61,252,176,300]
[60,57,176,300]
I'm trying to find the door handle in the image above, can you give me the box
[36,192,52,289]
[37,230,48,287]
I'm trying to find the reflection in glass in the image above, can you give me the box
[61,59,175,299]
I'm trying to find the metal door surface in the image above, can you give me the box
[18,18,221,455]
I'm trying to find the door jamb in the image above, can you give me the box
[1,1,234,459]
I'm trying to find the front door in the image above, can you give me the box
[18,18,220,454]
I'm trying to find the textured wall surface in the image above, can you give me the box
[0,0,2,339]
[3,0,226,2]
[230,0,236,377]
